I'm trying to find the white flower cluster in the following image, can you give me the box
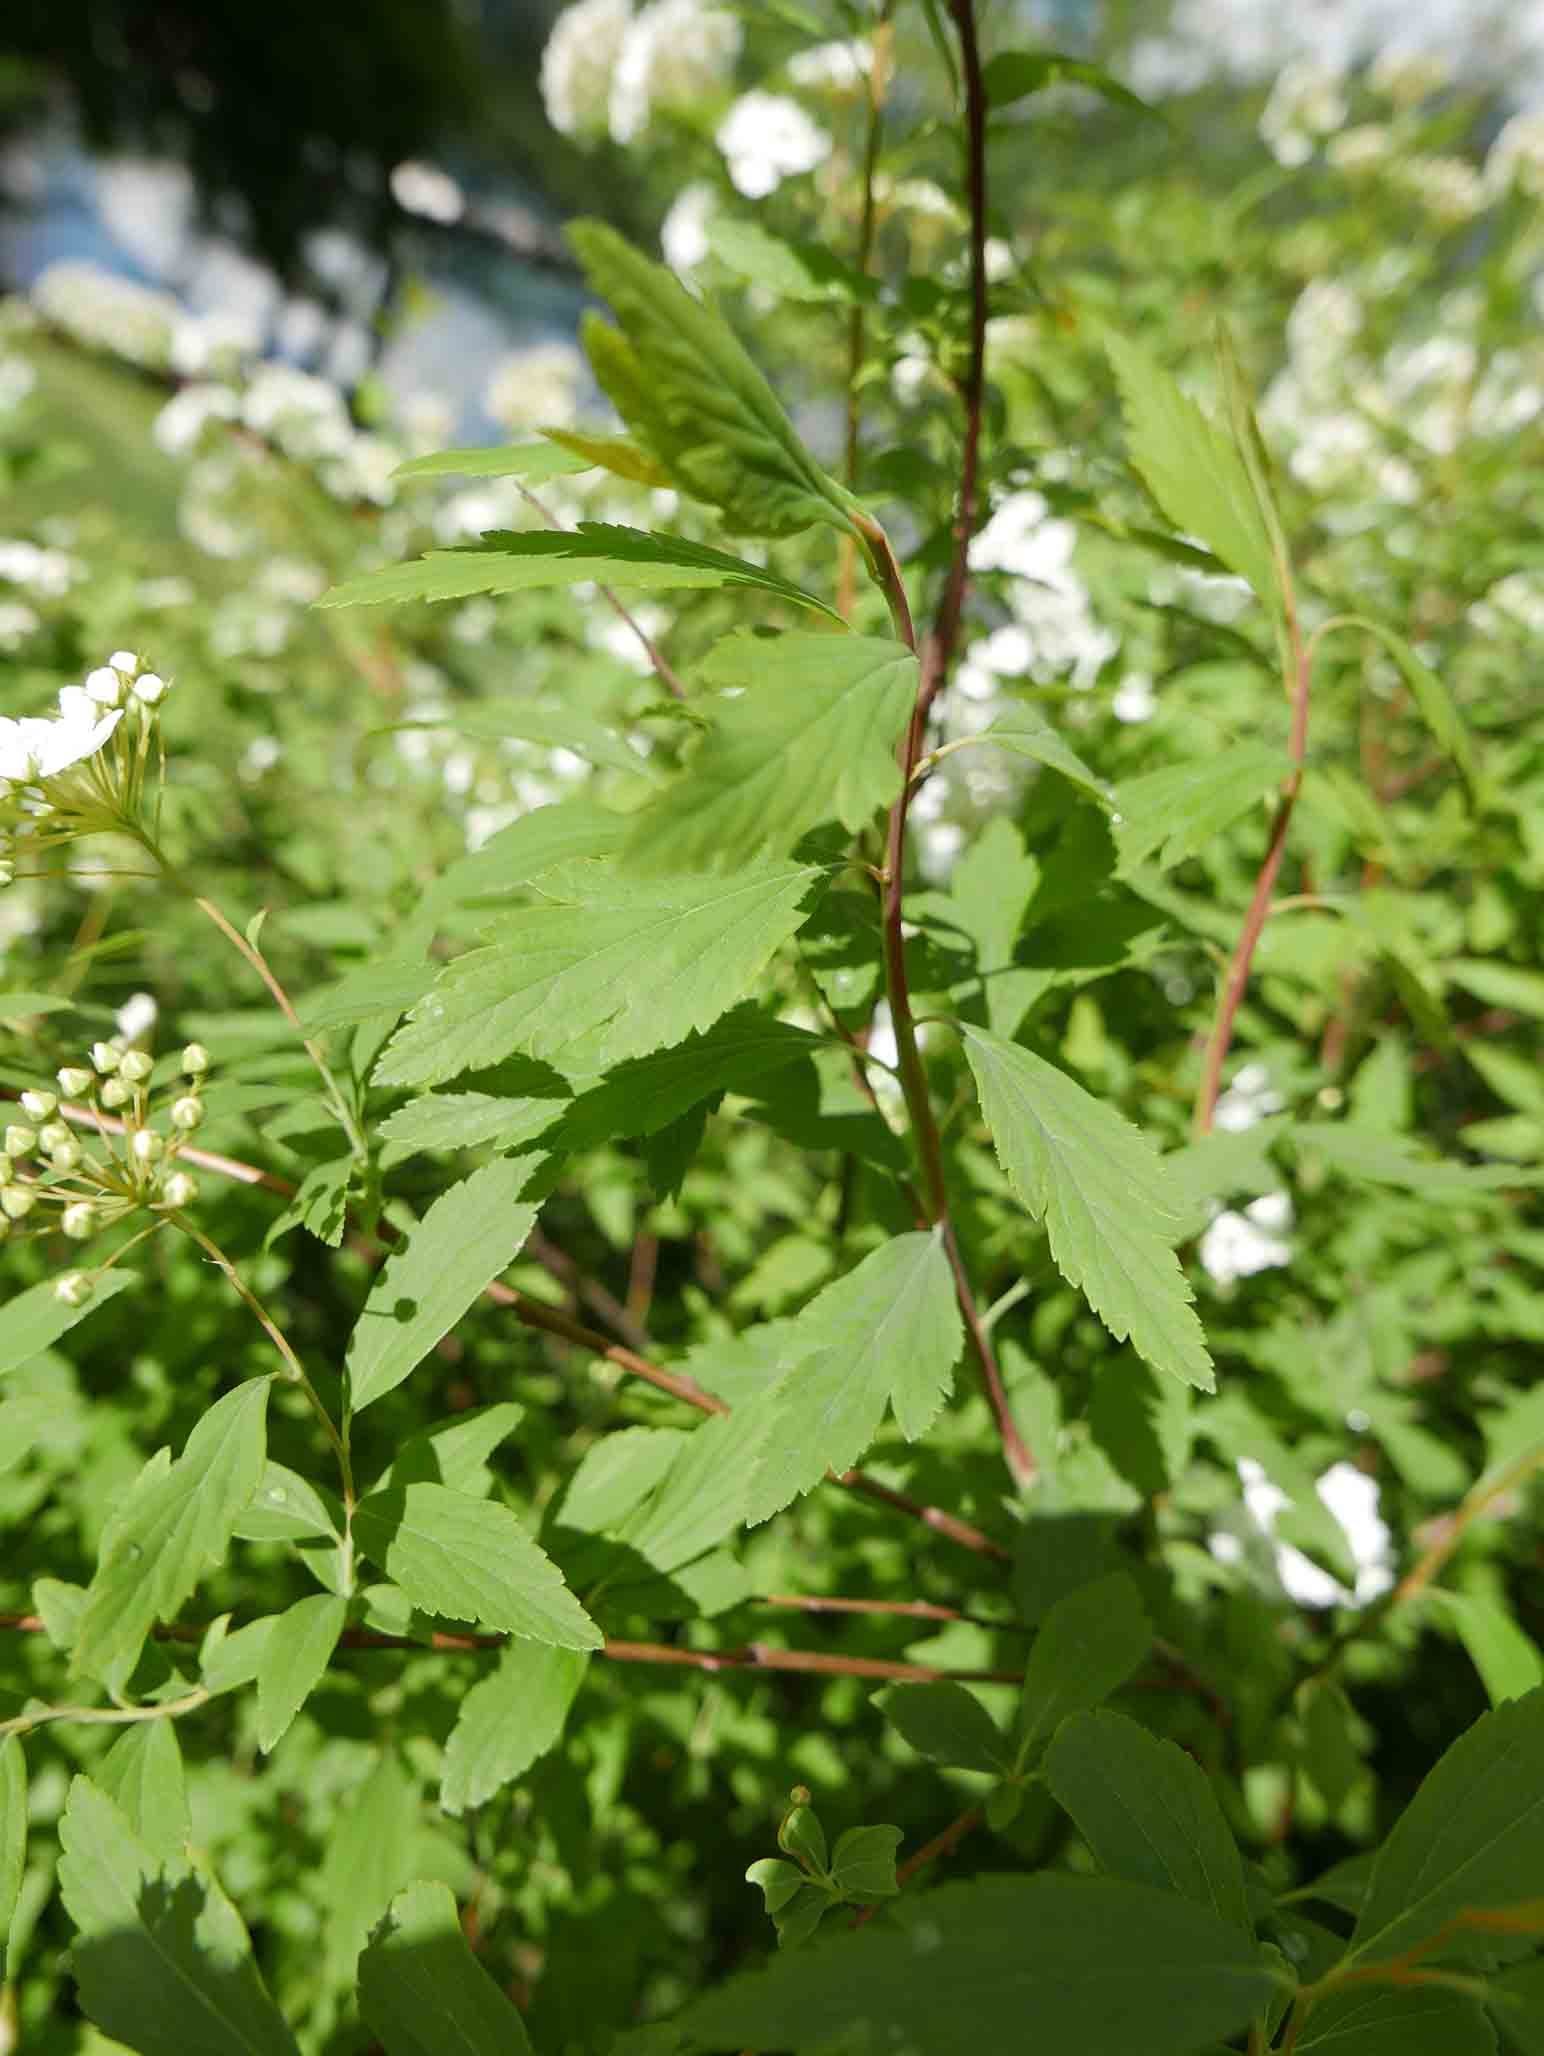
[716,93,831,199]
[0,537,79,598]
[541,0,741,145]
[483,340,584,433]
[31,262,182,372]
[1486,110,1544,197]
[0,1039,212,1297]
[1259,60,1348,166]
[1214,1458,1394,1610]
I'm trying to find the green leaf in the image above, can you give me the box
[372,1401,527,1497]
[256,1593,346,1753]
[616,1412,757,1574]
[741,1230,964,1523]
[548,1010,822,1151]
[539,425,672,486]
[441,1642,589,1815]
[232,1461,341,1544]
[1492,1955,1544,2054]
[58,1776,300,2056]
[978,706,1113,806]
[387,702,652,780]
[1348,1686,1544,1966]
[392,441,590,483]
[1296,1987,1496,2054]
[1017,1574,1152,1764]
[0,1737,24,1982]
[418,798,627,918]
[706,217,878,304]
[983,48,1161,121]
[375,858,821,1088]
[74,1378,271,1691]
[625,633,915,871]
[1045,1710,1250,1932]
[318,523,841,619]
[681,1874,1275,2055]
[1322,615,1479,801]
[377,1088,566,1158]
[747,1857,807,1915]
[0,1269,138,1379]
[1297,1678,1365,1814]
[1111,746,1288,876]
[263,1152,354,1250]
[200,1615,277,1697]
[96,1720,189,1866]
[829,1825,903,1901]
[358,1880,535,2056]
[321,1751,422,1988]
[1445,958,1544,1021]
[570,219,859,540]
[1422,1591,1544,1709]
[1105,332,1280,611]
[352,1484,601,1649]
[879,1681,1013,1775]
[345,1154,543,1413]
[961,1027,1215,1392]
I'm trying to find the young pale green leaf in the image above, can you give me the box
[570,219,859,540]
[682,1873,1274,2056]
[741,1230,964,1523]
[982,48,1161,120]
[345,1153,543,1413]
[1348,1686,1544,1966]
[96,1720,189,1866]
[358,1880,535,2056]
[0,1269,138,1379]
[1112,745,1288,876]
[256,1593,347,1753]
[976,706,1113,806]
[706,217,879,304]
[1017,1574,1152,1764]
[547,1011,822,1151]
[1421,1590,1544,1709]
[624,634,917,871]
[74,1378,271,1692]
[318,523,841,619]
[0,1738,24,1982]
[1295,1987,1495,2054]
[352,1483,601,1649]
[375,859,822,1088]
[441,1642,589,1815]
[829,1825,903,1901]
[392,441,590,483]
[1105,332,1280,612]
[1045,1710,1250,1933]
[57,1776,300,2056]
[1322,615,1479,801]
[879,1681,1013,1776]
[961,1027,1215,1392]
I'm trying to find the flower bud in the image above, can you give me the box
[91,1041,121,1075]
[20,1089,58,1121]
[130,1128,164,1165]
[61,1201,96,1239]
[48,1138,82,1173]
[0,1156,11,1185]
[132,673,168,706]
[161,1170,198,1209]
[0,862,13,888]
[109,650,140,675]
[4,1125,35,1157]
[37,1121,72,1154]
[84,666,124,708]
[182,1043,211,1077]
[170,1094,204,1131]
[118,1049,155,1086]
[55,1270,93,1306]
[2,1185,35,1219]
[57,1067,94,1099]
[99,1078,130,1109]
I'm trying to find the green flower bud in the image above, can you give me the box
[118,1050,155,1086]
[4,1125,36,1158]
[161,1170,198,1209]
[61,1201,96,1239]
[37,1122,72,1155]
[48,1138,82,1174]
[55,1271,93,1306]
[91,1041,121,1074]
[2,1185,35,1219]
[130,1128,164,1166]
[19,1089,58,1121]
[99,1079,131,1110]
[57,1067,95,1099]
[170,1094,204,1132]
[182,1043,211,1077]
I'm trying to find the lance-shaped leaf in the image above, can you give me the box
[318,523,840,619]
[375,858,821,1088]
[74,1378,271,1691]
[1295,1987,1494,2054]
[1112,745,1288,876]
[0,1738,24,1981]
[880,1681,1014,1776]
[441,1643,589,1815]
[977,706,1113,806]
[358,1881,535,2056]
[1105,332,1280,613]
[96,1721,189,1866]
[547,1010,823,1151]
[256,1593,347,1753]
[682,1873,1274,2056]
[1016,1574,1152,1764]
[346,1154,543,1413]
[392,440,591,483]
[742,1230,965,1523]
[626,634,917,870]
[961,1026,1215,1391]
[352,1483,601,1649]
[58,1776,300,2056]
[0,1268,138,1379]
[572,220,860,540]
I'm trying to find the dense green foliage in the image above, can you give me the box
[3,5,1544,2052]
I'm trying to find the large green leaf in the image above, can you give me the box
[1347,1686,1544,1967]
[1296,1987,1496,2054]
[961,1027,1215,1391]
[0,1269,139,1379]
[978,706,1113,806]
[0,1737,24,1981]
[571,219,858,540]
[1423,1590,1544,1709]
[352,1484,601,1649]
[320,1751,423,1988]
[57,1776,300,2056]
[879,1682,1013,1776]
[1112,745,1288,876]
[441,1643,589,1815]
[546,1011,822,1151]
[625,633,916,870]
[1016,1574,1152,1764]
[345,1154,543,1414]
[256,1593,347,1753]
[681,1874,1275,2055]
[982,48,1161,120]
[392,441,590,483]
[357,1881,535,2056]
[74,1379,271,1691]
[1046,1710,1250,1932]
[1105,332,1280,611]
[317,523,840,619]
[738,1231,964,1523]
[374,858,821,1088]
[96,1721,189,1866]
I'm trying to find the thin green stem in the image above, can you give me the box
[0,1684,208,1742]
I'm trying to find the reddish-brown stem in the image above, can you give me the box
[761,1593,1016,1630]
[527,1227,653,1352]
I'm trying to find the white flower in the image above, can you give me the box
[483,341,584,432]
[132,673,168,706]
[542,0,634,138]
[661,181,717,273]
[1369,45,1453,107]
[153,381,239,458]
[1199,1193,1293,1285]
[0,538,79,596]
[0,601,38,650]
[1395,154,1486,225]
[1214,1062,1284,1132]
[717,91,830,198]
[1259,61,1347,166]
[1220,1458,1393,1609]
[1328,124,1393,174]
[32,261,178,370]
[787,39,870,94]
[1486,111,1544,199]
[611,0,741,144]
[116,992,158,1041]
[0,696,122,783]
[1112,673,1156,723]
